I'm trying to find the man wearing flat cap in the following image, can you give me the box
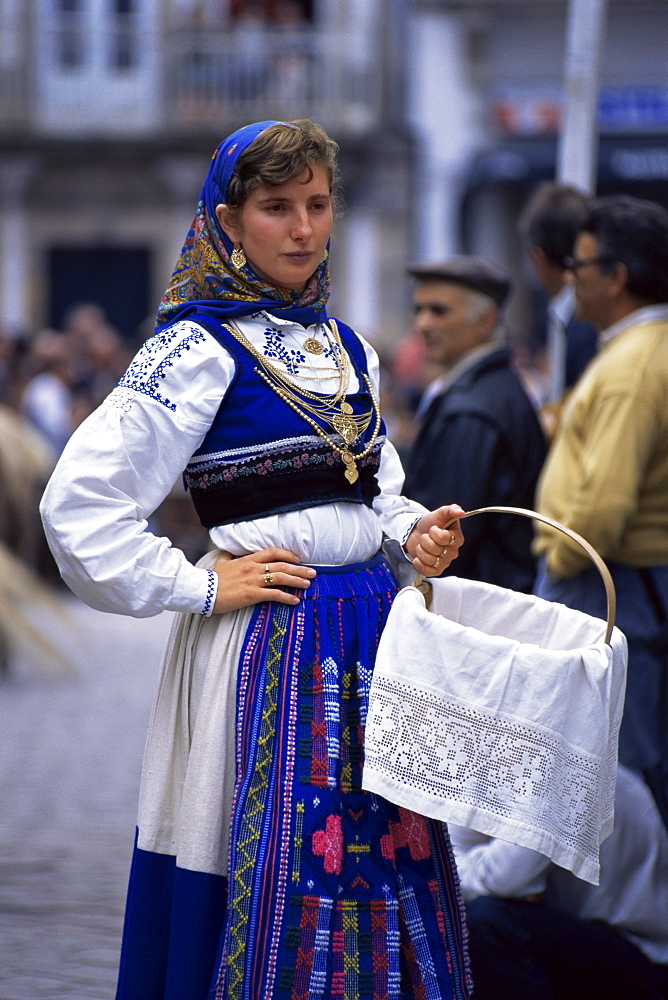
[402,255,547,593]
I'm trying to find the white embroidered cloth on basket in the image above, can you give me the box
[362,576,627,885]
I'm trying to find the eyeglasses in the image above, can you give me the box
[563,255,616,273]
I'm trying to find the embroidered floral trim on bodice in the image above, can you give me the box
[260,323,341,375]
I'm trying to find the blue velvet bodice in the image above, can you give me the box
[184,318,384,528]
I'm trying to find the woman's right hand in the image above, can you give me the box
[212,547,316,614]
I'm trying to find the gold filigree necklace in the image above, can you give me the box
[224,319,381,483]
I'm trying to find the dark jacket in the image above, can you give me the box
[564,314,597,389]
[403,345,547,593]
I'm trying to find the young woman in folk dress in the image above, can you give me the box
[40,118,471,1000]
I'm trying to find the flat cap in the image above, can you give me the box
[407,255,512,308]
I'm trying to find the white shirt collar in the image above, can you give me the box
[416,339,503,418]
[599,303,668,345]
[254,310,319,331]
[548,285,576,327]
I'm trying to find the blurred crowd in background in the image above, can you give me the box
[0,306,210,599]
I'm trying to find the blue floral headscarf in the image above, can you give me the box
[155,121,331,332]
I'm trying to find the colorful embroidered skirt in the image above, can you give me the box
[116,555,471,1000]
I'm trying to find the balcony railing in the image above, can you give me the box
[164,29,382,136]
[0,26,383,139]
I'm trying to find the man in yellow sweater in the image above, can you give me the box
[534,194,668,827]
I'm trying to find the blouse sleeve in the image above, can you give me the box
[357,334,429,548]
[448,827,551,903]
[40,323,233,618]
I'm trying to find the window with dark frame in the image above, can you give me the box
[110,0,138,70]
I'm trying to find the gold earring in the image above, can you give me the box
[231,243,246,269]
[320,249,329,264]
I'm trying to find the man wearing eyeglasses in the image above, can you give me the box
[518,181,598,427]
[533,194,668,828]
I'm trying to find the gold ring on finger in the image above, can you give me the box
[264,572,274,586]
[446,530,456,546]
[433,556,441,569]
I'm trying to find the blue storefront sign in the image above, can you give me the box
[599,88,668,131]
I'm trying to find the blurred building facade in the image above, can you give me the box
[0,0,667,351]
[409,0,668,342]
[0,0,415,347]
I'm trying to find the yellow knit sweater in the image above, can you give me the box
[534,316,668,578]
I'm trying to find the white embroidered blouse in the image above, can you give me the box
[40,313,427,619]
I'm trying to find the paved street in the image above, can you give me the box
[0,595,172,1000]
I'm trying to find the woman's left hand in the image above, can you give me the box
[404,504,466,577]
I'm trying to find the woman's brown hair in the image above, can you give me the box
[224,119,342,212]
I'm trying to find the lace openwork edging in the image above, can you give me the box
[363,673,614,881]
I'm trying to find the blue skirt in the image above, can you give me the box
[116,555,471,1000]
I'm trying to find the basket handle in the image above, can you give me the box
[413,505,616,645]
